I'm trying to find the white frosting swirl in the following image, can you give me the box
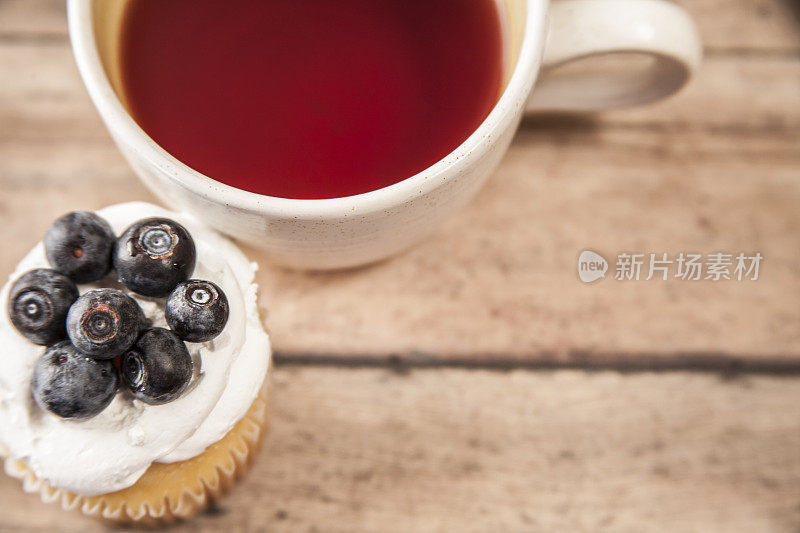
[0,203,271,496]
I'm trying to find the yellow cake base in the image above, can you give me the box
[2,389,269,525]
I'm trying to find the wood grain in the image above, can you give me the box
[1,368,799,532]
[256,125,800,366]
[673,0,800,53]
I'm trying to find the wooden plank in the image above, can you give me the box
[672,0,800,53]
[0,44,108,142]
[254,126,800,365]
[1,0,799,52]
[1,127,798,366]
[1,368,799,532]
[0,0,66,40]
[2,45,799,143]
[595,54,800,133]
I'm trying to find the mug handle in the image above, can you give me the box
[526,0,703,111]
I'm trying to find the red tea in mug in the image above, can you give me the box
[120,0,503,199]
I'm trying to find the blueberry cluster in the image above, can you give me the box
[6,212,229,420]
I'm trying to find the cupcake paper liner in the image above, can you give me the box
[2,386,269,525]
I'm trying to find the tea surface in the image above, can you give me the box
[120,0,503,199]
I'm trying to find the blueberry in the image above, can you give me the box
[32,340,118,419]
[121,328,193,405]
[66,288,144,359]
[165,280,229,342]
[7,269,79,345]
[113,218,196,297]
[44,211,115,283]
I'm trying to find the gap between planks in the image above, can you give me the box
[1,31,799,57]
[272,351,800,376]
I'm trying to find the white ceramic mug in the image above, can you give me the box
[68,0,701,269]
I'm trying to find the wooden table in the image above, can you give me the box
[1,1,799,531]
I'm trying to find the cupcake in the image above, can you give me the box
[0,202,271,524]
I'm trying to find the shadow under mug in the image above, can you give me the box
[68,0,702,270]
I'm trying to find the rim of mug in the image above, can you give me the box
[67,0,545,219]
